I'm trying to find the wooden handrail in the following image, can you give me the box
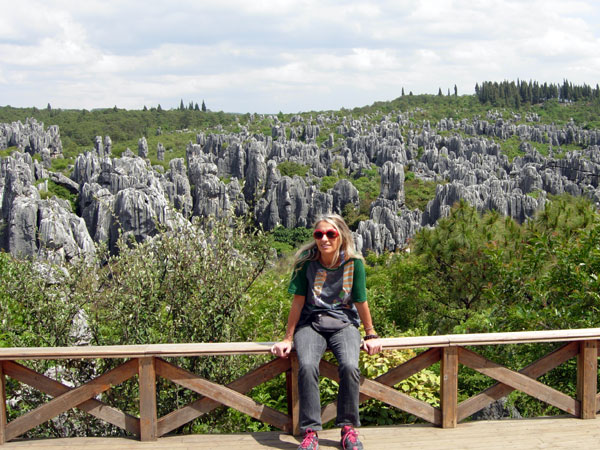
[2,328,600,360]
[0,328,599,444]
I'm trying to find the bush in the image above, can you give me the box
[277,161,309,178]
[0,214,274,435]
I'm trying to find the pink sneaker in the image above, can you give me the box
[341,425,363,450]
[298,428,319,450]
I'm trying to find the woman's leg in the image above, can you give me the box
[294,325,327,432]
[327,325,362,428]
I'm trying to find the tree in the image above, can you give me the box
[388,201,513,334]
[454,85,458,96]
[438,88,443,96]
[179,99,185,110]
[202,100,207,112]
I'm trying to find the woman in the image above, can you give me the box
[271,214,382,450]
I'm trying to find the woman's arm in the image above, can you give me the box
[355,301,382,355]
[270,294,305,358]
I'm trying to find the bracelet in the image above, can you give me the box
[364,334,379,340]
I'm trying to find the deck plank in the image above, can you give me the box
[1,417,599,449]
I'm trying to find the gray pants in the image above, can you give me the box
[293,325,362,432]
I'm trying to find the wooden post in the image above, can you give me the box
[441,347,458,428]
[0,362,6,445]
[577,340,597,419]
[138,357,157,441]
[289,353,300,436]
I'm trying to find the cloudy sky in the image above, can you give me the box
[1,0,599,114]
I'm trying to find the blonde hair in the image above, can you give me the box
[293,213,363,269]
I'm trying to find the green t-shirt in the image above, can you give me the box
[288,257,367,328]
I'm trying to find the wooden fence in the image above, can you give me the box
[1,328,599,444]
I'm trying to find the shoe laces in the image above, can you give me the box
[300,429,317,449]
[342,426,359,447]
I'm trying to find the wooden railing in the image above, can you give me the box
[1,328,599,444]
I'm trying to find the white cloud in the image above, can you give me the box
[0,0,599,112]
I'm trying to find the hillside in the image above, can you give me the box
[1,92,599,261]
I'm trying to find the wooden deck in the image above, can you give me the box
[1,417,599,449]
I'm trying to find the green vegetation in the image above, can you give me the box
[3,85,600,434]
[2,193,598,434]
[403,173,439,210]
[276,161,309,178]
[37,179,78,211]
[0,106,240,160]
[268,225,313,255]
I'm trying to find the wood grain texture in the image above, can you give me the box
[577,340,597,419]
[319,359,441,425]
[156,357,290,436]
[5,359,138,441]
[2,418,599,449]
[138,358,157,441]
[0,362,6,445]
[441,347,458,428]
[2,360,140,436]
[289,354,300,436]
[457,342,579,422]
[154,358,290,432]
[1,330,598,360]
[321,348,442,425]
[458,347,580,416]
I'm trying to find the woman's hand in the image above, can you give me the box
[271,339,293,358]
[362,338,382,355]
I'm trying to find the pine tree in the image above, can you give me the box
[201,100,207,112]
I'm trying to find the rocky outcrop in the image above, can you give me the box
[0,118,63,157]
[1,152,93,262]
[2,109,600,260]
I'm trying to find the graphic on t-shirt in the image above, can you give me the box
[309,261,356,308]
[341,260,354,304]
[313,269,327,297]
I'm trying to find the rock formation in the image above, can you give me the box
[2,108,600,261]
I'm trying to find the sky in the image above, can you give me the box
[1,0,599,114]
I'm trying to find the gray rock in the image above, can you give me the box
[157,143,165,161]
[138,137,149,158]
[104,136,112,156]
[0,118,62,157]
[380,161,405,202]
[331,179,359,215]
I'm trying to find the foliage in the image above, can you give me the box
[403,175,439,210]
[277,161,309,178]
[0,214,274,435]
[268,225,313,256]
[38,179,78,211]
[476,79,600,107]
[358,349,440,425]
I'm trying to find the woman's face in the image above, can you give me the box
[313,221,341,259]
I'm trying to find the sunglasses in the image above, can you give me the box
[313,229,339,240]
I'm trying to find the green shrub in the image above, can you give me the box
[277,161,309,178]
[404,177,439,210]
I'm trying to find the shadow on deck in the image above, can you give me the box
[1,417,599,449]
